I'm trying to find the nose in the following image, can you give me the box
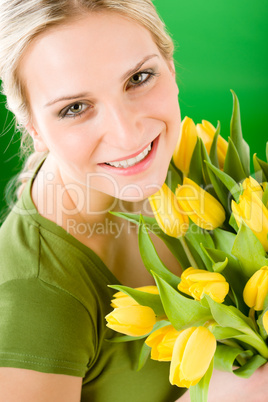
[100,100,145,150]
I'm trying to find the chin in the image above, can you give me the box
[119,167,169,202]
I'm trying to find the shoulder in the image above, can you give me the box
[0,200,40,283]
[0,276,96,377]
[0,367,82,402]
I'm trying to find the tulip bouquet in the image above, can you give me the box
[105,91,268,401]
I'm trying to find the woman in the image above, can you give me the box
[0,1,267,401]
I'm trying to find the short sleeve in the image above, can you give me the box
[0,278,95,377]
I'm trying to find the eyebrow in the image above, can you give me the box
[45,53,159,108]
[45,92,92,107]
[122,53,159,81]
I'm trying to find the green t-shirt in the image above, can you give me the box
[0,174,185,402]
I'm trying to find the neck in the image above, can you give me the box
[32,154,151,234]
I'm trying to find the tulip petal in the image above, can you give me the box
[180,327,216,382]
[169,327,196,387]
[255,274,268,311]
[176,178,226,230]
[179,268,229,303]
[105,306,156,336]
[170,327,216,388]
[263,311,268,334]
[173,117,198,174]
[146,325,181,361]
[243,267,268,310]
[232,190,268,251]
[203,282,229,304]
[196,120,227,169]
[149,183,189,238]
[243,177,263,199]
[187,271,226,282]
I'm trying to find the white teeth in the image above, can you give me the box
[106,143,152,168]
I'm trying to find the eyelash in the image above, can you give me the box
[58,69,159,119]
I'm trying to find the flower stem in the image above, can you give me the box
[249,307,258,332]
[178,236,199,270]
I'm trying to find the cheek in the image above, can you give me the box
[142,76,180,123]
[35,119,96,163]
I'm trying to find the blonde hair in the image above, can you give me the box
[0,0,174,199]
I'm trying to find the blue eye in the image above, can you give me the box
[59,102,90,119]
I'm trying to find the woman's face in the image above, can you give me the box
[21,12,181,201]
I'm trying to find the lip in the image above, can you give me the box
[106,141,153,163]
[99,135,160,176]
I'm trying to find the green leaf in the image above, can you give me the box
[209,121,220,168]
[253,154,264,183]
[262,293,268,311]
[183,236,207,270]
[214,344,252,373]
[253,154,268,182]
[257,314,268,340]
[185,220,215,270]
[210,326,244,340]
[205,161,242,203]
[135,341,151,371]
[266,142,268,162]
[188,138,205,186]
[108,284,165,317]
[205,164,230,212]
[106,334,147,343]
[262,182,268,207]
[203,248,248,312]
[212,258,228,273]
[110,211,190,269]
[200,138,213,188]
[231,334,268,358]
[189,358,214,402]
[229,213,239,232]
[230,90,250,177]
[138,217,181,288]
[234,355,267,378]
[257,298,268,339]
[165,162,183,192]
[212,228,236,254]
[224,137,247,182]
[204,295,256,335]
[152,273,212,330]
[231,222,268,277]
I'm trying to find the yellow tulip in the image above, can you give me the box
[176,178,226,230]
[243,266,268,311]
[111,286,159,308]
[178,267,229,303]
[196,120,228,169]
[242,177,263,200]
[263,310,268,334]
[145,325,181,361]
[105,305,156,336]
[169,326,216,388]
[232,187,268,252]
[149,183,189,238]
[263,182,268,208]
[173,117,198,175]
[173,117,228,174]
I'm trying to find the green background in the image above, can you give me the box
[0,0,267,213]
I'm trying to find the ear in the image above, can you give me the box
[168,60,176,78]
[167,60,179,95]
[26,124,48,152]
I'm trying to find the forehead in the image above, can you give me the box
[20,12,161,102]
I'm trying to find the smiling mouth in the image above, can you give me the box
[105,142,153,168]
